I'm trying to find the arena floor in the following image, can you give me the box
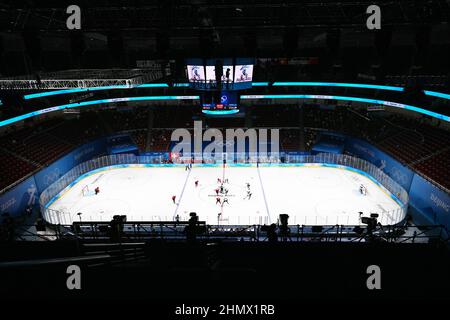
[45,164,403,226]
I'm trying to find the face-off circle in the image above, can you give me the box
[197,181,252,207]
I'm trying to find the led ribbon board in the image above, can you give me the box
[2,94,448,128]
[0,96,199,127]
[23,83,170,100]
[202,109,240,115]
[23,82,450,102]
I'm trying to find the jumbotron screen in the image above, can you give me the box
[234,65,253,83]
[186,58,254,90]
[187,65,205,82]
[205,65,234,83]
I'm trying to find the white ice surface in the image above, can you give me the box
[47,164,402,225]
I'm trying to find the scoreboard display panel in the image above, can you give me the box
[201,91,239,115]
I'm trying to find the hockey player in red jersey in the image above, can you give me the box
[172,195,176,204]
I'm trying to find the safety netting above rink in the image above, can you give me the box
[39,153,409,226]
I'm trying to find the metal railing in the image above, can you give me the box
[13,222,447,244]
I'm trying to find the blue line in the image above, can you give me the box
[256,165,272,225]
[173,165,192,219]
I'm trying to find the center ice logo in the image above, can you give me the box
[171,121,279,162]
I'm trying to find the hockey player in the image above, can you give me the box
[95,186,100,195]
[216,197,222,205]
[246,182,250,189]
[222,198,229,205]
[195,180,199,187]
[217,178,222,184]
[172,195,176,204]
[215,188,219,195]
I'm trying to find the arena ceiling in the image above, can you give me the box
[0,0,449,33]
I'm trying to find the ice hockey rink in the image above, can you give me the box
[45,164,404,226]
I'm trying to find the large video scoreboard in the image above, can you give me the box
[186,58,254,91]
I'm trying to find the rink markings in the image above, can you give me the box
[44,163,406,225]
[46,164,402,209]
[256,165,272,224]
[173,166,192,219]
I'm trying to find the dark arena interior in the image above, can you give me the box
[0,0,449,314]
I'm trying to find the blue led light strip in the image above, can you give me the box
[3,93,449,127]
[202,109,240,115]
[240,94,450,122]
[424,90,450,100]
[0,96,200,127]
[22,81,450,103]
[272,82,404,91]
[23,82,402,99]
[23,83,170,99]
